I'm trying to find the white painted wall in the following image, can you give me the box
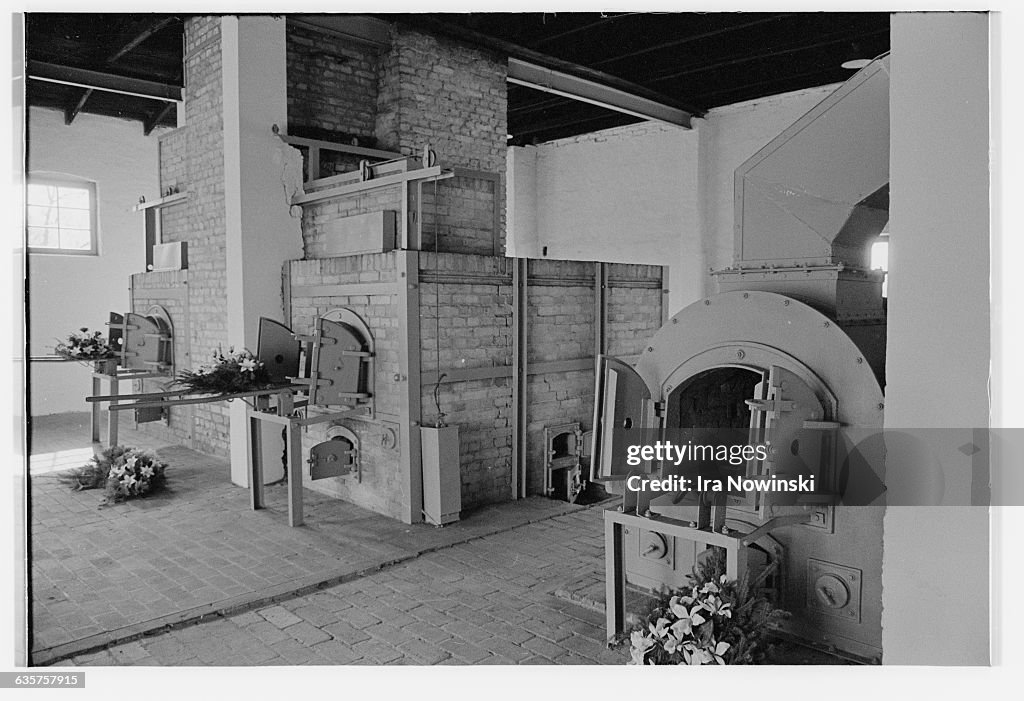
[508,121,700,313]
[25,107,162,416]
[698,84,842,296]
[881,13,990,665]
[506,89,851,313]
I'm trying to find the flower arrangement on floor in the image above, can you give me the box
[173,346,271,394]
[61,445,168,505]
[628,549,788,665]
[54,328,116,362]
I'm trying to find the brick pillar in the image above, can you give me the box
[172,17,301,482]
[181,17,230,458]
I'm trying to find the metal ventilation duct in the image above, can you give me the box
[733,55,890,269]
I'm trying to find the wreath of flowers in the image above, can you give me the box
[62,445,168,505]
[54,327,116,362]
[173,347,271,394]
[106,449,167,502]
[628,550,788,665]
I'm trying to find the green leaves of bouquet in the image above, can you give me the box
[54,327,116,361]
[174,346,271,394]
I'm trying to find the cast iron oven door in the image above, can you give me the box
[256,317,301,385]
[545,423,586,502]
[308,435,358,481]
[107,311,125,358]
[120,311,172,373]
[308,317,372,408]
[590,356,654,483]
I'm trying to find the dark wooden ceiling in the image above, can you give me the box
[25,13,184,132]
[408,12,890,144]
[24,12,890,143]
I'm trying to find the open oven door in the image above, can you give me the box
[590,356,656,483]
[746,364,836,516]
[257,317,300,385]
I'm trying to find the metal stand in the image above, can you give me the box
[89,360,166,447]
[603,507,806,643]
[246,390,368,527]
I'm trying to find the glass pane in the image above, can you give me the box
[60,228,92,250]
[58,186,91,209]
[26,205,60,227]
[27,226,59,248]
[59,207,91,231]
[27,183,59,207]
[870,241,888,271]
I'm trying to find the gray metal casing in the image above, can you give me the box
[421,425,461,526]
[594,290,885,660]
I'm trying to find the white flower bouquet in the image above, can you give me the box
[54,327,116,362]
[628,552,788,665]
[174,346,270,394]
[62,445,169,505]
[105,448,167,502]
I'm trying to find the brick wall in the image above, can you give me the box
[376,26,507,253]
[523,260,664,495]
[146,16,230,457]
[288,253,406,519]
[288,251,663,517]
[606,264,666,357]
[157,129,189,241]
[419,253,514,507]
[376,27,506,171]
[523,260,597,492]
[419,175,500,255]
[286,22,381,140]
[286,21,383,178]
[300,184,403,259]
[296,24,507,259]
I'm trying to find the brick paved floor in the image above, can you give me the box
[29,413,602,665]
[64,509,624,666]
[30,413,846,667]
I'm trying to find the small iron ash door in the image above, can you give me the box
[544,423,585,503]
[308,431,359,481]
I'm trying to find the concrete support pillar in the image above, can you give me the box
[221,16,303,486]
[882,12,990,664]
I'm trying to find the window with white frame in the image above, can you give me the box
[26,176,98,255]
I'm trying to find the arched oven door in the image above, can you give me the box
[590,355,656,484]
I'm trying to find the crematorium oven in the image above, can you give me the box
[592,56,890,662]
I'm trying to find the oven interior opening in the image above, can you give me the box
[651,366,766,518]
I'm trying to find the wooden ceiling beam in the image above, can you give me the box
[508,58,693,129]
[143,102,175,136]
[63,88,93,125]
[387,13,704,118]
[27,61,181,103]
[644,27,889,86]
[107,16,178,64]
[510,108,638,141]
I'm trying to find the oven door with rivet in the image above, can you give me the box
[590,355,656,483]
